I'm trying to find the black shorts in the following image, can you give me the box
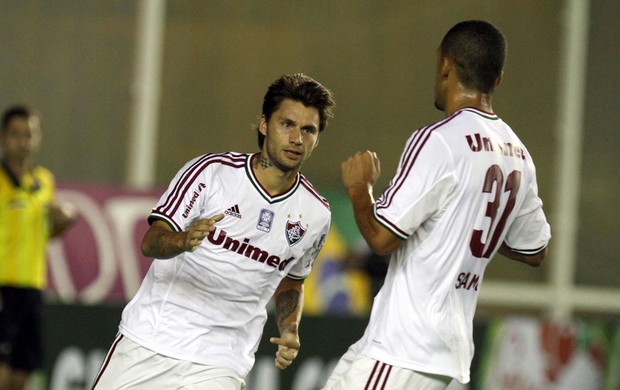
[0,286,44,372]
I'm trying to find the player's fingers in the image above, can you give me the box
[210,213,225,223]
[190,214,224,238]
[269,336,284,346]
[274,358,287,370]
[280,347,298,361]
[187,237,201,251]
[274,349,297,370]
[372,152,381,170]
[275,357,291,370]
[196,213,224,230]
[269,336,300,350]
[192,213,224,229]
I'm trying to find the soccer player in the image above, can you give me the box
[322,20,551,389]
[92,73,335,389]
[0,105,77,390]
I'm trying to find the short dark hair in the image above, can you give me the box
[257,73,335,149]
[440,20,506,94]
[2,105,36,132]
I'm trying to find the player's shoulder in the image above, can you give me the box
[298,174,331,212]
[427,107,500,131]
[32,164,54,177]
[190,151,247,166]
[181,152,248,175]
[32,165,55,185]
[415,108,502,148]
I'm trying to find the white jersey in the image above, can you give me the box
[119,152,331,378]
[356,108,551,383]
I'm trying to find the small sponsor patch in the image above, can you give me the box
[256,208,274,232]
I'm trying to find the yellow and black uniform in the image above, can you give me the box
[0,161,54,289]
[0,161,54,370]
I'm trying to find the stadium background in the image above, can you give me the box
[1,1,619,389]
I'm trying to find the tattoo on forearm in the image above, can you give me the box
[276,290,300,330]
[148,230,182,258]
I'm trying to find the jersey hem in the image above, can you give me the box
[363,348,470,384]
[504,243,548,255]
[119,328,250,378]
[148,213,181,231]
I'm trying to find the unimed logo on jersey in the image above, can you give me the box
[182,183,206,218]
[465,133,526,160]
[206,227,294,271]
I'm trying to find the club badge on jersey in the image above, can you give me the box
[285,220,307,246]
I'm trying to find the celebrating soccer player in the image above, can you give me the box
[92,74,335,390]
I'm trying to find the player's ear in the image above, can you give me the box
[495,71,504,88]
[440,56,451,79]
[259,115,268,136]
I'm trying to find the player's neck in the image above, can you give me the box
[444,89,494,117]
[1,157,31,180]
[251,154,298,196]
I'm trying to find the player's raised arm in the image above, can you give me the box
[270,276,303,370]
[141,213,224,259]
[341,151,401,256]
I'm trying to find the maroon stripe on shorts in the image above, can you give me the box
[380,364,393,390]
[90,334,123,389]
[364,360,380,390]
[364,362,393,390]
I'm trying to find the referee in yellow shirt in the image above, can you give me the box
[0,105,77,390]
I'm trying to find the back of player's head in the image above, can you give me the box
[2,105,37,132]
[257,73,335,149]
[440,20,506,94]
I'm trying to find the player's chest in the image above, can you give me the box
[203,193,317,257]
[1,181,49,213]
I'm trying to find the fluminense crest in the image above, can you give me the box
[285,220,307,246]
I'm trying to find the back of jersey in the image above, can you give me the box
[450,107,544,262]
[365,107,550,383]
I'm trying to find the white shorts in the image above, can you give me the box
[91,334,245,390]
[322,344,451,390]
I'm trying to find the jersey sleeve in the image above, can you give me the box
[374,130,458,239]
[504,166,551,254]
[286,219,331,280]
[148,155,211,231]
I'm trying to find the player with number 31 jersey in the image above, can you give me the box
[363,107,549,383]
[324,21,550,390]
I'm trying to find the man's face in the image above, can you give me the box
[0,116,41,163]
[259,98,321,173]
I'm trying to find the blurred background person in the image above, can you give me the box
[0,105,77,390]
[344,238,390,301]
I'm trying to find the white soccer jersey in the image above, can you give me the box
[356,108,551,383]
[119,152,331,378]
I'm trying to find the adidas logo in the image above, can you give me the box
[224,204,242,218]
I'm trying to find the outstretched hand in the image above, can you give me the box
[183,213,225,251]
[269,322,300,370]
